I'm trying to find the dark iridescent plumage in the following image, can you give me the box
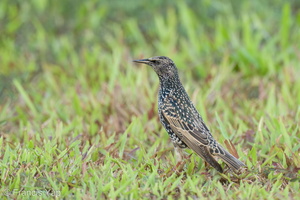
[133,56,245,172]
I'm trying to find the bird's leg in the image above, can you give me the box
[173,144,184,162]
[172,144,187,172]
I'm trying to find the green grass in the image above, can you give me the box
[0,0,300,199]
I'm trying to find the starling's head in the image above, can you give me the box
[133,56,178,80]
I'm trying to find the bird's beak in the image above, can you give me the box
[133,58,151,64]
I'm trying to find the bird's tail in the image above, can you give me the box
[215,145,245,171]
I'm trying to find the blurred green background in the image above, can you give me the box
[1,0,299,79]
[0,0,300,199]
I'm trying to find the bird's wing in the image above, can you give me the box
[161,94,213,146]
[160,108,223,172]
[160,108,209,146]
[161,100,213,148]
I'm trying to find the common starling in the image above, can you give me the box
[133,56,245,173]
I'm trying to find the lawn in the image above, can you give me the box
[0,0,299,199]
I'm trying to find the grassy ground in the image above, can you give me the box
[0,0,300,199]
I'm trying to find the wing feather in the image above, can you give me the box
[161,107,210,146]
[161,110,223,172]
